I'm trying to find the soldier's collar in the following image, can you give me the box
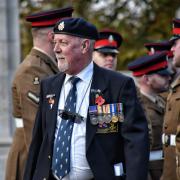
[171,75,180,89]
[140,90,156,103]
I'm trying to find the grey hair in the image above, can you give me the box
[89,39,95,51]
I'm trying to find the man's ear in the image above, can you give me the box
[143,74,152,85]
[47,31,54,42]
[82,42,86,49]
[81,40,90,53]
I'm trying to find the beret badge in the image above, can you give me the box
[108,35,114,42]
[58,21,65,31]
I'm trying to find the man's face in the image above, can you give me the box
[171,38,180,67]
[53,34,86,75]
[147,74,171,93]
[93,51,117,70]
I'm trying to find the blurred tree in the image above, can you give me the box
[19,0,180,69]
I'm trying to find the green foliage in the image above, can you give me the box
[19,0,180,69]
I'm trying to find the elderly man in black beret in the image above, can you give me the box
[24,17,149,180]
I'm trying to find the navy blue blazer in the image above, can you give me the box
[24,63,149,180]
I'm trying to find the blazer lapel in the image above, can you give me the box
[86,64,107,152]
[46,73,65,141]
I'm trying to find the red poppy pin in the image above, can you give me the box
[95,95,105,106]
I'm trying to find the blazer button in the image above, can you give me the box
[48,155,51,159]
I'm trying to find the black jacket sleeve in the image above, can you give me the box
[23,81,44,180]
[121,78,149,180]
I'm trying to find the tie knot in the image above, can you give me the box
[70,76,80,86]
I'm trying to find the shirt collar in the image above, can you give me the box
[171,75,180,89]
[64,61,93,85]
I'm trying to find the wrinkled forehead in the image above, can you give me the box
[54,33,82,41]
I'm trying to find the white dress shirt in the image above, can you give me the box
[54,61,94,180]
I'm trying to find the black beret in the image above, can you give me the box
[53,17,99,40]
[26,6,73,28]
[128,52,170,77]
[94,28,123,54]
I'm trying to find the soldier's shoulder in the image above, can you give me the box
[100,67,133,86]
[41,73,60,84]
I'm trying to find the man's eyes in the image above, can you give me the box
[54,40,69,46]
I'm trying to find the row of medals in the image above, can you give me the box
[89,103,124,126]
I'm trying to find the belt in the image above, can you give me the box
[15,118,24,128]
[149,150,163,161]
[162,133,176,146]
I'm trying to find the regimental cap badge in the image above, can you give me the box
[150,47,155,54]
[58,21,65,31]
[108,35,114,42]
[166,55,169,61]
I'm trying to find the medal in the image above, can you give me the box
[90,115,98,125]
[110,104,118,123]
[102,104,109,123]
[97,105,104,123]
[105,104,112,123]
[111,115,119,123]
[118,114,124,122]
[117,103,124,122]
[89,105,98,125]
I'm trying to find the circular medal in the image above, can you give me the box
[118,115,122,122]
[90,116,98,125]
[111,115,118,123]
[104,115,111,123]
[97,115,104,123]
[118,114,124,122]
